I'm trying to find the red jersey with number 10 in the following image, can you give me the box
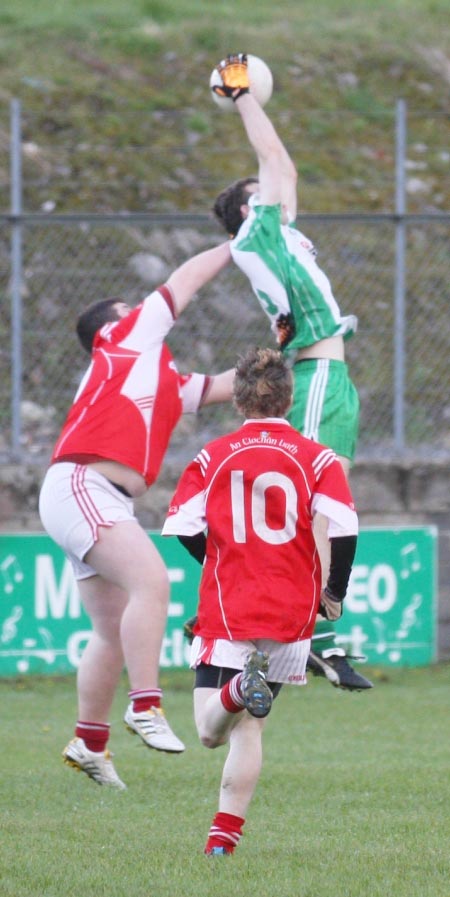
[163,418,358,642]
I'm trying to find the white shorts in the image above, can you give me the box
[190,635,311,685]
[39,463,137,580]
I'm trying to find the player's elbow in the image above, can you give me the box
[284,156,298,187]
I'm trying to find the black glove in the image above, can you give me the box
[212,53,250,101]
[183,614,198,644]
[276,312,295,348]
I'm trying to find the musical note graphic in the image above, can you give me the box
[396,593,422,639]
[24,629,56,664]
[372,617,387,655]
[0,554,24,593]
[0,605,23,643]
[17,629,56,672]
[399,543,421,579]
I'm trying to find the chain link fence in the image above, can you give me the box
[0,96,449,467]
[1,211,449,467]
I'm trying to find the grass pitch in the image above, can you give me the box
[1,664,450,897]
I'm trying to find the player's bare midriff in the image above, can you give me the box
[294,334,345,362]
[87,460,147,498]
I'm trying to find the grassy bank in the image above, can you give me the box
[0,0,448,213]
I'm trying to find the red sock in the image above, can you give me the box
[219,674,245,713]
[128,688,162,713]
[75,721,110,753]
[204,812,245,854]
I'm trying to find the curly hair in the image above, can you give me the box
[212,177,258,237]
[233,347,293,418]
[76,298,123,354]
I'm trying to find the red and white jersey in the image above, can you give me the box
[163,418,358,642]
[52,285,209,486]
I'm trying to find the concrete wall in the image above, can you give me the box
[1,459,449,660]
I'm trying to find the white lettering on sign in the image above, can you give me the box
[160,629,191,668]
[346,563,397,613]
[35,555,185,622]
[35,556,80,619]
[335,625,369,658]
[168,568,185,583]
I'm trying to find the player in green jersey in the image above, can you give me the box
[211,53,372,691]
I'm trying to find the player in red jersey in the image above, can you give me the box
[162,347,358,854]
[39,240,234,789]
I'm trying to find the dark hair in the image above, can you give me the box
[233,347,293,418]
[76,298,123,354]
[212,177,258,237]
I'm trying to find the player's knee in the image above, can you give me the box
[198,730,227,749]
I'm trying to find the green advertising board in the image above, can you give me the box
[0,527,437,676]
[334,526,437,666]
[0,533,200,677]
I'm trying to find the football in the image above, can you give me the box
[210,54,273,111]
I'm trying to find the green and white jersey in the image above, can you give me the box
[231,197,357,352]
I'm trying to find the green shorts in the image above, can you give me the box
[288,359,359,461]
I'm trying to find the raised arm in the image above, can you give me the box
[167,241,231,316]
[214,54,297,217]
[235,93,297,216]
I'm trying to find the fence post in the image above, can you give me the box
[394,98,407,454]
[10,98,23,460]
